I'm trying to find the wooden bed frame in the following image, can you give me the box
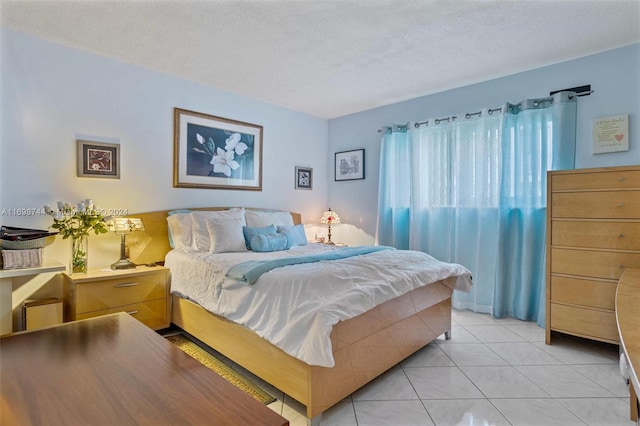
[129,207,453,422]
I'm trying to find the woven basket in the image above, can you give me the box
[1,248,43,269]
[0,235,55,250]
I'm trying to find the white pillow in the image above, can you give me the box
[245,210,294,227]
[190,208,245,251]
[205,216,247,253]
[166,213,193,250]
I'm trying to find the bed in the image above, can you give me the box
[129,207,472,423]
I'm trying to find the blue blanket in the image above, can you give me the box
[226,246,393,285]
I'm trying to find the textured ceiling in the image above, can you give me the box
[1,0,639,119]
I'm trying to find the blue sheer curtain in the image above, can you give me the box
[409,112,502,315]
[376,124,410,249]
[494,92,577,325]
[376,92,576,325]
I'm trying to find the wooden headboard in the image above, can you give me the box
[128,207,302,265]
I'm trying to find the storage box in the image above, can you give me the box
[1,248,43,269]
[23,298,63,331]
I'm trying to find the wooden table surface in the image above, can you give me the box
[1,313,288,425]
[616,268,640,421]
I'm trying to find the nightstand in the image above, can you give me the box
[63,266,169,330]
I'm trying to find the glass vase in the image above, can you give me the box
[70,236,88,274]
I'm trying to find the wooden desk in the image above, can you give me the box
[1,313,289,425]
[616,268,640,422]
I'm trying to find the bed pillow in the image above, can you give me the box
[166,210,193,249]
[243,224,277,250]
[245,210,294,227]
[250,233,289,252]
[277,224,308,248]
[191,209,245,251]
[205,216,247,253]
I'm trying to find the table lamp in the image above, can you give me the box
[319,208,340,245]
[108,217,144,269]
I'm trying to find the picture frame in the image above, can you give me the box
[593,114,629,154]
[295,166,313,190]
[335,149,365,181]
[173,108,263,191]
[76,140,120,179]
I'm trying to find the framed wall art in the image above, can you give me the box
[76,140,120,179]
[593,114,629,154]
[173,108,263,191]
[335,148,364,181]
[295,166,312,190]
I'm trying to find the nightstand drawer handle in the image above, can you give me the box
[126,310,139,315]
[114,282,139,288]
[618,202,625,207]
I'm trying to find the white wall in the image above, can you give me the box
[0,29,329,268]
[328,43,640,245]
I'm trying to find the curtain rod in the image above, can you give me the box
[550,84,593,98]
[378,88,592,133]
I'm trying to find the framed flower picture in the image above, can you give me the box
[76,140,120,179]
[295,166,312,190]
[173,108,263,190]
[335,148,364,181]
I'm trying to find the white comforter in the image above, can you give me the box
[165,244,472,367]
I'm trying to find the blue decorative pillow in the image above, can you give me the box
[277,224,308,249]
[250,233,288,252]
[243,224,277,250]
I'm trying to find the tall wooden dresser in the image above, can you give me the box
[546,165,640,344]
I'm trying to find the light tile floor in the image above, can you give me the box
[230,309,635,426]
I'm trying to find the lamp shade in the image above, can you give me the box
[108,218,145,234]
[319,208,340,225]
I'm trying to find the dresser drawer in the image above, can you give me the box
[551,170,640,191]
[550,275,617,310]
[551,191,640,219]
[76,299,167,329]
[75,271,167,314]
[551,220,640,250]
[550,303,618,343]
[551,248,640,280]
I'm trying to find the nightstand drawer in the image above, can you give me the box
[551,191,640,219]
[76,299,167,330]
[551,220,640,250]
[551,170,640,191]
[550,276,617,310]
[75,271,167,314]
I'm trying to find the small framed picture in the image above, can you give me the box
[295,166,313,190]
[77,140,120,179]
[593,114,629,154]
[335,149,364,181]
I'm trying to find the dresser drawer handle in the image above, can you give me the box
[126,310,139,315]
[618,203,625,207]
[618,234,625,238]
[114,282,139,288]
[619,177,626,182]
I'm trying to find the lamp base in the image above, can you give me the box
[110,258,136,270]
[325,240,335,245]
